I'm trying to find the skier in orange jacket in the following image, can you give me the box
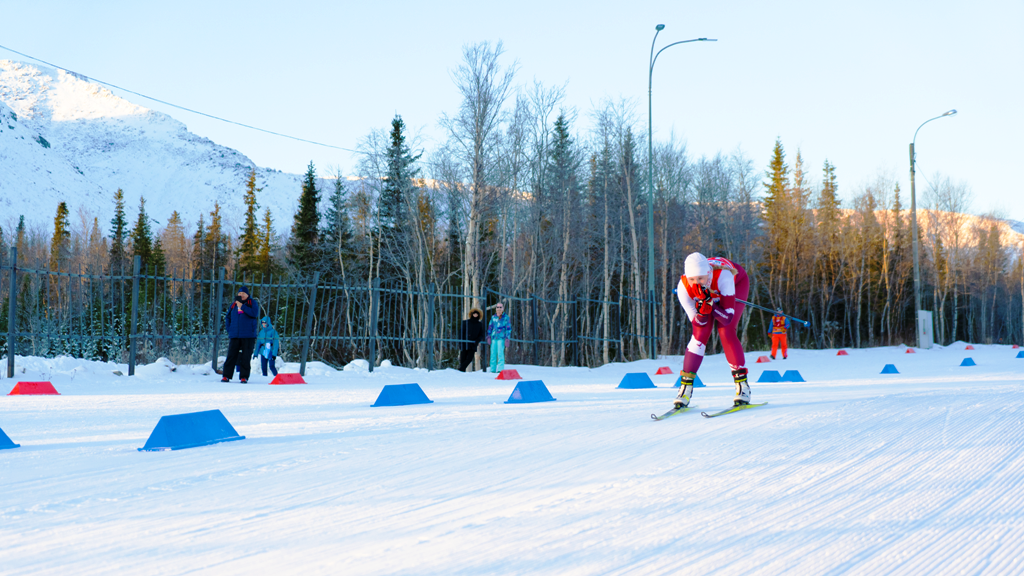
[770,309,790,360]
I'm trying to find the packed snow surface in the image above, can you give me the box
[2,344,1023,575]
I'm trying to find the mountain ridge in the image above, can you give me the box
[0,60,304,231]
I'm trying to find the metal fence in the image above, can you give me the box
[1,248,659,377]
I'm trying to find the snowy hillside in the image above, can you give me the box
[0,60,303,228]
[2,343,1024,574]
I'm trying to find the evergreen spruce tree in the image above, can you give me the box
[88,217,107,272]
[763,138,790,228]
[891,183,904,249]
[288,161,321,272]
[15,215,26,257]
[817,160,841,241]
[237,168,263,275]
[204,203,228,273]
[376,115,422,281]
[109,189,129,275]
[379,115,422,229]
[547,113,581,197]
[257,207,280,277]
[50,201,71,271]
[192,213,207,273]
[761,139,796,311]
[321,177,354,281]
[151,236,167,274]
[130,196,154,271]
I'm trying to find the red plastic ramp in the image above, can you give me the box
[655,366,673,375]
[755,356,771,363]
[8,381,60,395]
[905,348,916,354]
[270,373,306,385]
[836,350,849,356]
[495,369,522,380]
[965,345,975,350]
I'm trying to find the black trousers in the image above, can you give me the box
[458,350,476,372]
[223,338,256,380]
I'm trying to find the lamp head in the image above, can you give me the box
[943,109,957,116]
[655,24,665,31]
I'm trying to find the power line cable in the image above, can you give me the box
[0,43,364,154]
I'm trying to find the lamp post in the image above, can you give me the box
[647,24,715,359]
[909,109,957,348]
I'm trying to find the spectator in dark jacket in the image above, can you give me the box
[457,307,485,372]
[222,285,260,382]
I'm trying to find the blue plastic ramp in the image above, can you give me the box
[138,410,245,452]
[881,364,899,374]
[0,426,20,450]
[757,370,782,383]
[672,374,705,388]
[372,383,433,407]
[1018,351,1024,359]
[505,380,556,404]
[781,370,805,382]
[617,373,656,389]
[960,357,976,366]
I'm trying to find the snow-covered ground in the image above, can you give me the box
[1,343,1023,575]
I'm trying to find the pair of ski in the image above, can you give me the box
[651,402,767,420]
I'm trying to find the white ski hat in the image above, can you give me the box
[684,252,711,277]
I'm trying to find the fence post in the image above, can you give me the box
[369,277,380,372]
[6,247,17,378]
[531,293,539,367]
[426,283,435,371]
[211,267,225,372]
[128,255,141,376]
[299,271,320,377]
[649,289,657,360]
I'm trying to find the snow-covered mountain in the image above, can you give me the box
[0,60,303,230]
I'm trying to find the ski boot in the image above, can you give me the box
[732,367,751,406]
[674,371,696,408]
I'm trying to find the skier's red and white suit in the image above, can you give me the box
[676,257,749,373]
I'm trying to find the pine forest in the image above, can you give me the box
[2,41,1022,370]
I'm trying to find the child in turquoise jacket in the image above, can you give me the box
[254,316,280,376]
[486,303,512,373]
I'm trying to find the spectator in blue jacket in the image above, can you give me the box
[222,285,260,383]
[486,302,512,373]
[254,316,280,377]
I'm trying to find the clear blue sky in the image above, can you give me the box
[3,0,1022,220]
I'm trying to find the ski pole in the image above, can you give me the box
[737,299,810,327]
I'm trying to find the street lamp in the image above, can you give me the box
[647,24,715,359]
[909,109,957,349]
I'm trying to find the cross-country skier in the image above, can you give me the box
[675,253,751,408]
[770,309,790,360]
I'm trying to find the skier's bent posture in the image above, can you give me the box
[675,253,751,408]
